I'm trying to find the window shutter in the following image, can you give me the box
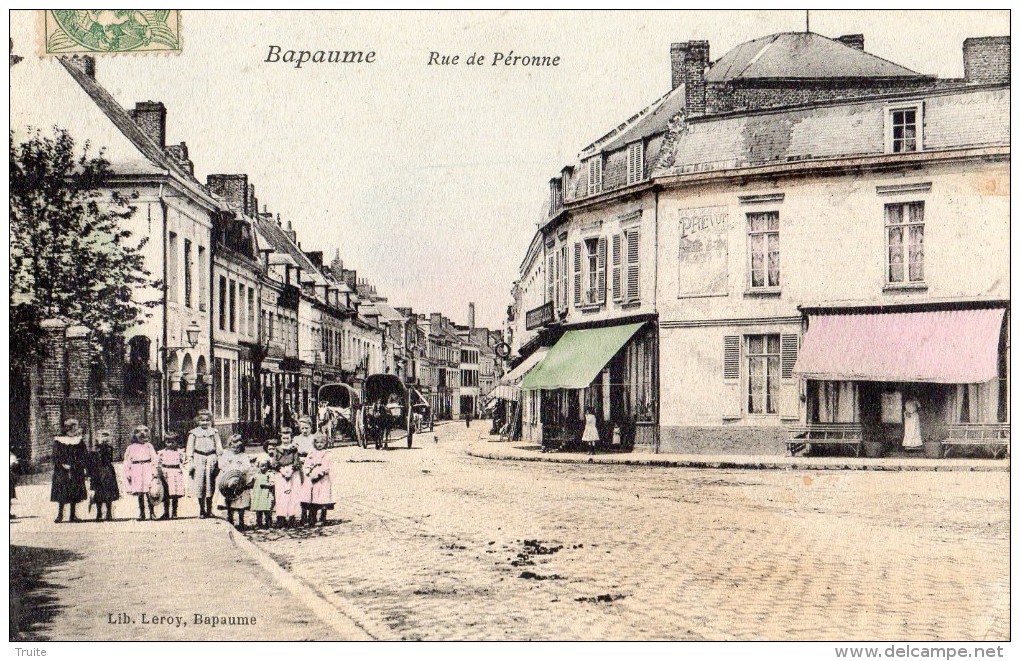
[560,246,568,309]
[573,242,582,305]
[626,229,640,302]
[627,143,644,185]
[596,237,607,303]
[780,333,799,379]
[611,234,622,301]
[723,335,740,380]
[587,159,595,194]
[546,254,554,303]
[553,248,560,309]
[596,156,603,192]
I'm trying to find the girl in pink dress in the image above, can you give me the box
[157,432,186,519]
[301,435,334,526]
[273,428,302,528]
[123,425,159,521]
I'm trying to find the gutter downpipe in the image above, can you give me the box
[158,183,169,437]
[653,185,661,454]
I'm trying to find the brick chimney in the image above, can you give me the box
[129,101,167,148]
[836,34,865,51]
[330,248,344,275]
[165,142,194,176]
[671,41,709,115]
[284,219,297,244]
[963,36,1010,84]
[247,184,258,219]
[468,302,475,331]
[206,174,249,214]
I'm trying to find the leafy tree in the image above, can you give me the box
[10,126,159,371]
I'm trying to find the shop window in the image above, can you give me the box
[886,201,924,284]
[747,211,780,290]
[746,334,780,415]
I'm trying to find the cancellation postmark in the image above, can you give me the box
[42,10,181,55]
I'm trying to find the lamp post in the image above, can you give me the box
[161,320,201,435]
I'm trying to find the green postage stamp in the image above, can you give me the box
[43,10,181,55]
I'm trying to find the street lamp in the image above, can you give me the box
[162,320,201,434]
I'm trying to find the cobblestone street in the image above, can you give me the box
[244,423,1010,641]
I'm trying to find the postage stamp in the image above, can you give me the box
[42,10,181,55]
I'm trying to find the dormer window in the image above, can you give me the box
[586,155,603,195]
[886,103,923,153]
[626,142,644,185]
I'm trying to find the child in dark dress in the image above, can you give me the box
[51,419,88,523]
[87,429,120,522]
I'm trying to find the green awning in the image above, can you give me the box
[521,323,644,390]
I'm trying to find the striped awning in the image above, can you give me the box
[794,308,1005,383]
[489,348,549,401]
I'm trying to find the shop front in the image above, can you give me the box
[792,305,1008,457]
[490,347,549,442]
[521,321,657,452]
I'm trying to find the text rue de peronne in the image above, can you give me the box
[427,51,560,67]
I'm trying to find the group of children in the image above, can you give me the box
[44,411,334,530]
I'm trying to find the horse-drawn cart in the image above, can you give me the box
[362,374,412,449]
[316,382,363,447]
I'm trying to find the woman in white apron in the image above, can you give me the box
[902,399,923,449]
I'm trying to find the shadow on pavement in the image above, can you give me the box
[10,544,84,641]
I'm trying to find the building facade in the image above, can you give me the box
[509,31,1010,455]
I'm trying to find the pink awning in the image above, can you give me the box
[794,308,1005,384]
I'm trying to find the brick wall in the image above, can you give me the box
[27,323,152,467]
[706,78,945,115]
[658,425,788,455]
[963,37,1010,84]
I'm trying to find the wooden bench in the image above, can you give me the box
[941,423,1010,459]
[786,423,865,457]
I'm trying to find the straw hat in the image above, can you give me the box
[218,468,247,500]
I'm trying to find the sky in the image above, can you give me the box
[9,10,1010,329]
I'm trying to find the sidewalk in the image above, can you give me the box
[465,438,1010,472]
[10,479,374,641]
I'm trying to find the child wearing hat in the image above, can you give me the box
[301,435,335,526]
[217,434,254,529]
[249,457,275,529]
[157,432,186,519]
[123,425,159,521]
[86,429,120,522]
[273,427,302,528]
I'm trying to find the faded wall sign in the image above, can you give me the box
[678,205,729,297]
